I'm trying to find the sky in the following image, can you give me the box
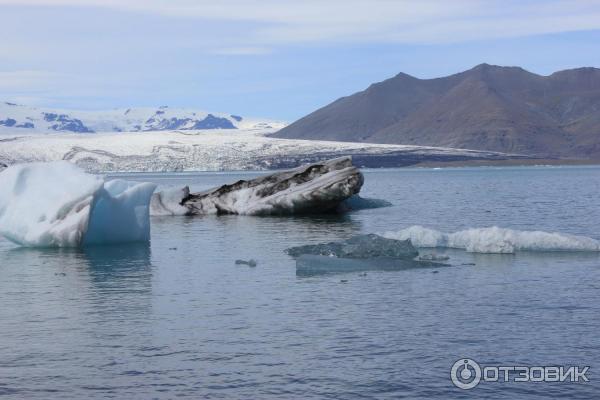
[2,0,600,121]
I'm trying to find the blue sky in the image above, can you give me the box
[2,0,600,120]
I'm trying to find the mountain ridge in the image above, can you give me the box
[275,64,600,158]
[0,103,286,134]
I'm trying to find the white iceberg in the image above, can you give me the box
[383,226,600,254]
[150,186,190,216]
[0,162,156,247]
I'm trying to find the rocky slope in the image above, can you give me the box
[275,64,600,158]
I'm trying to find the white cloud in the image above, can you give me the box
[0,70,151,106]
[2,0,600,45]
[0,70,61,90]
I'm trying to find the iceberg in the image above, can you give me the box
[150,156,363,216]
[150,186,190,216]
[0,162,156,247]
[383,226,600,254]
[287,233,419,259]
[287,233,448,275]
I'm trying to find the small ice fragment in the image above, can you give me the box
[235,259,257,267]
[419,254,450,261]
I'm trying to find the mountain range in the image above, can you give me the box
[0,102,285,134]
[275,64,600,158]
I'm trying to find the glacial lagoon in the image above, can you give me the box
[1,165,600,399]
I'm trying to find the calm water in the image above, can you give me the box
[1,166,600,399]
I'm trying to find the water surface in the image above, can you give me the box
[1,166,599,399]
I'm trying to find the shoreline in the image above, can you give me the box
[412,158,600,168]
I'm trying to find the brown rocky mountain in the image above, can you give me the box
[275,64,600,158]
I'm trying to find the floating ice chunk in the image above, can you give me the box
[83,179,157,246]
[151,157,363,216]
[384,226,600,253]
[419,253,450,261]
[287,233,446,275]
[235,259,257,267]
[295,255,447,276]
[0,162,102,246]
[286,233,419,259]
[150,186,190,216]
[384,226,446,248]
[0,162,156,247]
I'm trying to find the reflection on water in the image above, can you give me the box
[295,254,450,276]
[82,244,152,285]
[151,213,363,256]
[469,249,600,269]
[3,243,153,288]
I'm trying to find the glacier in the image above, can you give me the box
[150,157,364,216]
[383,225,600,253]
[0,162,156,247]
[0,129,528,173]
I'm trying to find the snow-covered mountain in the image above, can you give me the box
[0,102,286,134]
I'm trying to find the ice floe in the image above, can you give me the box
[287,233,418,259]
[287,233,448,275]
[383,226,600,253]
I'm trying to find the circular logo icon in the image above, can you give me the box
[451,358,482,390]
